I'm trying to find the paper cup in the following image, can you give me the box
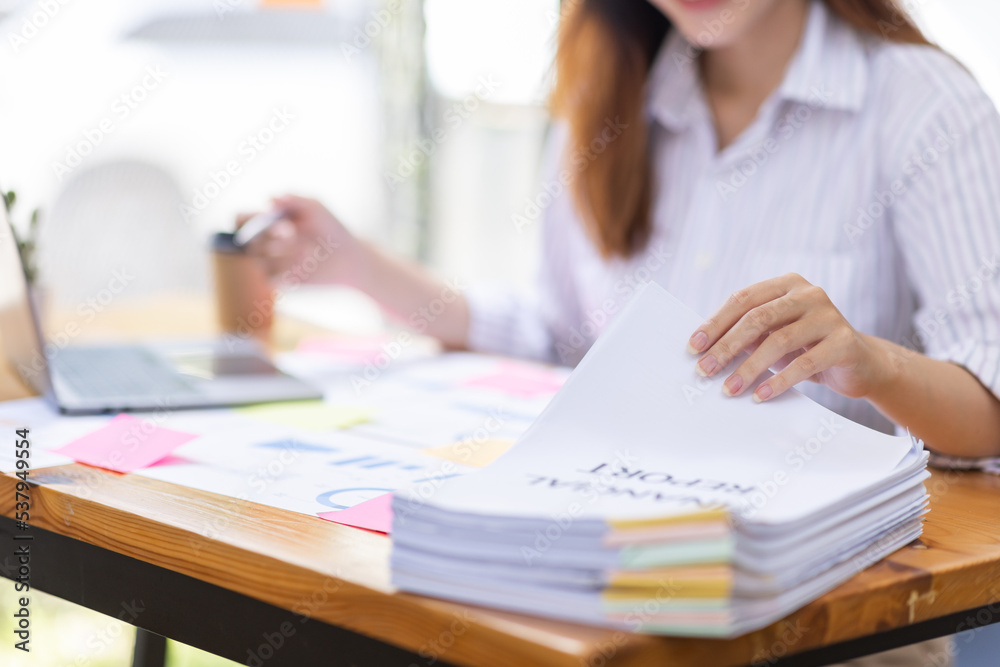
[211,232,274,344]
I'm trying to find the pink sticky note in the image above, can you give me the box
[318,493,394,534]
[297,336,391,365]
[462,361,565,398]
[55,414,199,473]
[146,454,194,468]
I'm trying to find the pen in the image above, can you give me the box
[233,208,287,247]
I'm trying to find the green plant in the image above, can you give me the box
[2,189,41,285]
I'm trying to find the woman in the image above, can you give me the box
[246,0,1000,662]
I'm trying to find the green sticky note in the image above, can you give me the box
[236,401,373,431]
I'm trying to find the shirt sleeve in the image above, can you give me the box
[465,125,582,364]
[890,78,1000,402]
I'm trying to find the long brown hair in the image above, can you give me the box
[550,0,931,259]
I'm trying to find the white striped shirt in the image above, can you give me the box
[466,0,1000,435]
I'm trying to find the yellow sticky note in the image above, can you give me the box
[607,565,732,598]
[602,577,730,600]
[607,508,729,531]
[236,401,372,431]
[423,438,515,468]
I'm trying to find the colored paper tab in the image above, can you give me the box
[461,361,565,398]
[423,438,515,468]
[146,454,195,468]
[55,414,199,473]
[318,493,393,534]
[297,336,392,365]
[236,401,372,431]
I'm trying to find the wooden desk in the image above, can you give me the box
[2,296,999,667]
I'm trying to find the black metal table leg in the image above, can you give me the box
[0,516,429,666]
[131,629,168,667]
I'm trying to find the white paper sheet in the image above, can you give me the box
[396,283,922,526]
[0,354,561,516]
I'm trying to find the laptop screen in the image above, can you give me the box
[0,202,53,397]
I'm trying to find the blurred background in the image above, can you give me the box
[0,0,558,339]
[0,0,998,664]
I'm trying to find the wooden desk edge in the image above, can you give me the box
[0,464,998,667]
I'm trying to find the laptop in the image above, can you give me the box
[0,207,322,415]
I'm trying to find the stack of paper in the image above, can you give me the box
[391,283,929,637]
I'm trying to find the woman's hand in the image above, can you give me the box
[686,273,893,402]
[237,193,471,349]
[236,194,364,286]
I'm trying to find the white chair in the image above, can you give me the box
[39,160,208,307]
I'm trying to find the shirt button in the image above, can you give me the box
[695,251,714,270]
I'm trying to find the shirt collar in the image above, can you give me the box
[646,0,870,131]
[646,28,704,131]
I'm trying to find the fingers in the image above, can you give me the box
[752,340,838,402]
[243,219,298,280]
[252,241,294,281]
[243,194,351,286]
[247,222,294,255]
[272,194,311,208]
[743,331,770,356]
[695,293,808,378]
[721,320,816,397]
[687,273,805,356]
[234,211,258,230]
[237,195,335,284]
[769,348,805,374]
[685,274,860,402]
[271,194,319,221]
[268,218,296,241]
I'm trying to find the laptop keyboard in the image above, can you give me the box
[52,347,199,399]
